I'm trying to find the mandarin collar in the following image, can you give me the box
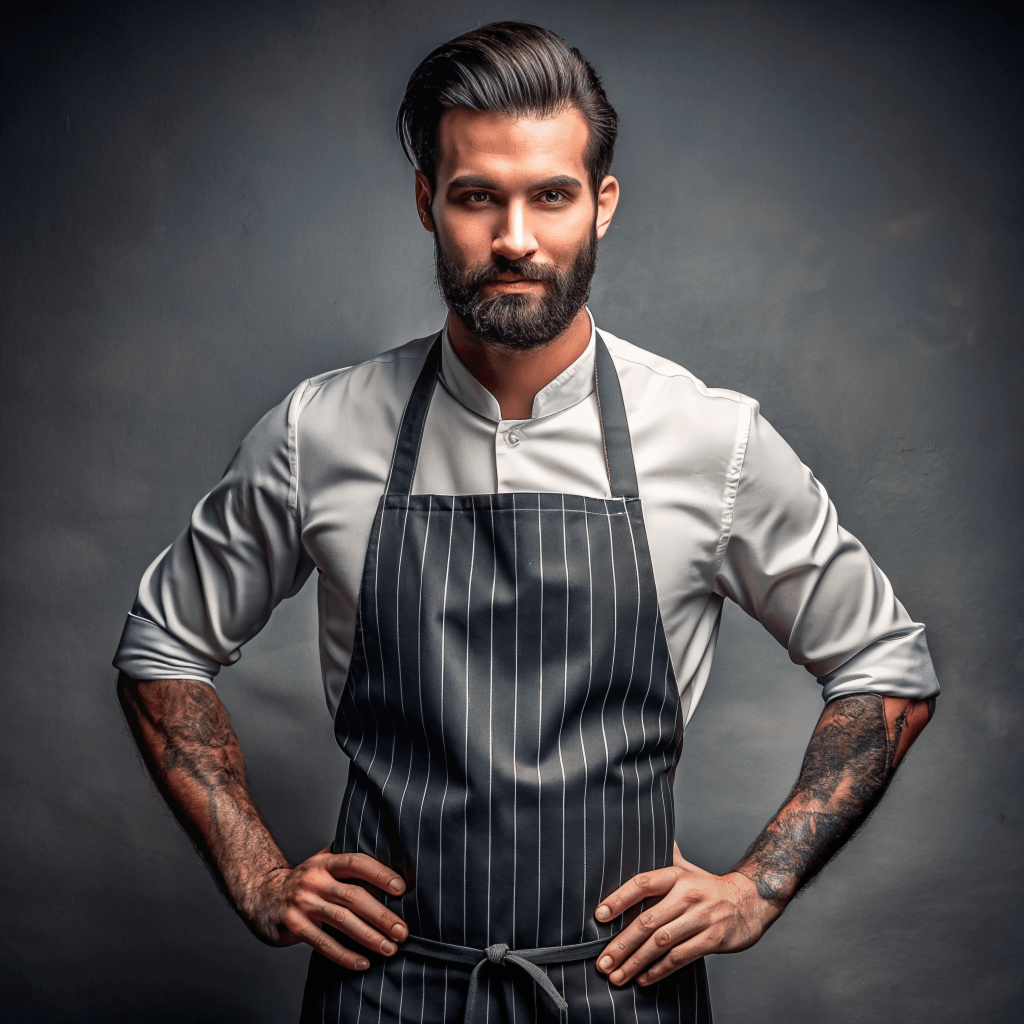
[439,309,597,423]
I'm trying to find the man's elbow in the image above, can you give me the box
[885,694,936,768]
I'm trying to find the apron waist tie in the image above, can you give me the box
[401,934,613,1022]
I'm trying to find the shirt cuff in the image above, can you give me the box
[817,624,940,703]
[112,612,222,685]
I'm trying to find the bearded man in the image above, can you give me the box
[114,21,939,1024]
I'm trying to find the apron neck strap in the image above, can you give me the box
[594,330,639,498]
[384,334,443,497]
[385,329,640,499]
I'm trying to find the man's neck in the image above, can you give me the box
[446,308,592,420]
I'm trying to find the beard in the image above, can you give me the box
[434,228,599,352]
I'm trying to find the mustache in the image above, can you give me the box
[459,257,560,289]
[433,227,598,351]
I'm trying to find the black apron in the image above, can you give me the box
[300,333,712,1023]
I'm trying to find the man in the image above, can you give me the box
[114,21,939,1024]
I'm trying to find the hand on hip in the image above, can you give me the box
[593,844,783,987]
[246,848,409,971]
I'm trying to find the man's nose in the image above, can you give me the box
[492,201,537,261]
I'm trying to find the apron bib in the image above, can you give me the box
[300,334,712,1023]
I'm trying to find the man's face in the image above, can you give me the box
[416,107,619,350]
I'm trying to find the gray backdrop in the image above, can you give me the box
[2,1,1021,1021]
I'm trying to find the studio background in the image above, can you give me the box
[2,1,1021,1021]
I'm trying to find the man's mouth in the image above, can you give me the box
[480,271,549,292]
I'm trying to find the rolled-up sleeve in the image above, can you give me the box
[113,386,315,685]
[714,403,939,703]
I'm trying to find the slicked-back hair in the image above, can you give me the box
[397,22,618,197]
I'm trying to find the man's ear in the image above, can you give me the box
[594,175,620,240]
[415,171,435,232]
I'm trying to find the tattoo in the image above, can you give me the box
[118,674,289,937]
[734,693,934,902]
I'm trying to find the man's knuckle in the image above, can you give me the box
[668,946,689,965]
[654,928,674,948]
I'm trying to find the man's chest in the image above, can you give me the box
[298,382,728,637]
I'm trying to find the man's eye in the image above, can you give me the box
[465,192,491,203]
[541,191,567,204]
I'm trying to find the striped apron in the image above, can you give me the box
[300,333,712,1023]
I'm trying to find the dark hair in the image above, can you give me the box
[397,22,618,196]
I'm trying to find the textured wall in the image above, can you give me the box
[1,1,1021,1021]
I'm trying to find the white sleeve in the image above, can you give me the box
[112,385,315,684]
[715,403,939,703]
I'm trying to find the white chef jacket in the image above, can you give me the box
[113,312,939,726]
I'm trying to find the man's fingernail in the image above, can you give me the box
[381,940,395,954]
[389,879,404,893]
[391,923,406,940]
[599,956,613,971]
[355,959,369,970]
[610,970,624,986]
[595,905,611,921]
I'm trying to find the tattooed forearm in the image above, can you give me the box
[733,693,935,903]
[117,673,289,936]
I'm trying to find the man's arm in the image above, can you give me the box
[117,673,408,970]
[593,692,935,987]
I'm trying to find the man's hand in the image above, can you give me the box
[244,848,409,970]
[117,674,408,970]
[594,845,783,986]
[595,693,934,986]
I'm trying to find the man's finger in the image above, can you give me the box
[594,867,680,922]
[308,898,400,956]
[326,852,406,895]
[636,932,717,987]
[596,889,704,979]
[311,879,409,944]
[284,910,371,970]
[604,913,706,985]
[595,895,687,973]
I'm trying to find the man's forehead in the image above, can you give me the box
[435,107,590,185]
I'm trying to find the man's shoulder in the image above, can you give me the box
[288,332,439,425]
[598,327,759,417]
[302,332,438,395]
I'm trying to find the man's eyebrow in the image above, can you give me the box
[448,175,497,190]
[446,174,584,192]
[530,175,584,190]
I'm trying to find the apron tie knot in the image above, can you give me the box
[485,943,509,964]
[401,933,603,1022]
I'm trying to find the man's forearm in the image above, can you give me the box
[117,673,289,935]
[733,692,935,902]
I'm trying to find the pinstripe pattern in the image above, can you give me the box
[301,337,711,1023]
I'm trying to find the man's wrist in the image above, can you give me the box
[728,863,796,907]
[231,861,293,939]
[724,868,790,932]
